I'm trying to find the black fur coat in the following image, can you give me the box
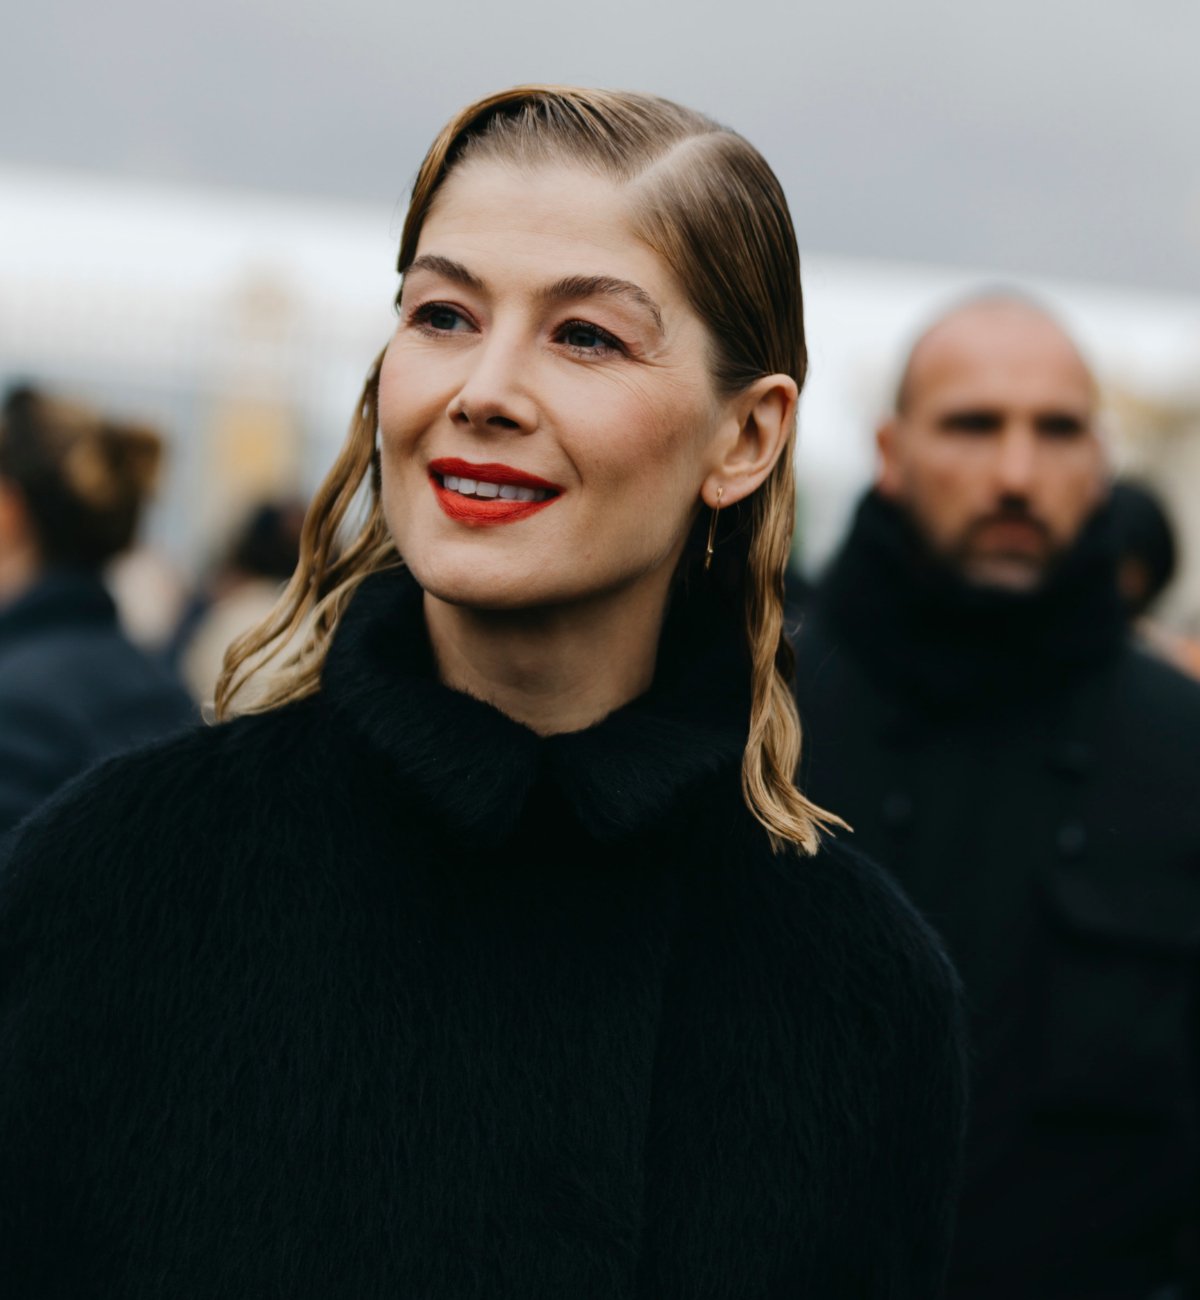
[0,568,966,1298]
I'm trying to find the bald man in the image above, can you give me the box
[880,296,1107,592]
[793,295,1200,1299]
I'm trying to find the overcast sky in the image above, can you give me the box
[4,0,1199,295]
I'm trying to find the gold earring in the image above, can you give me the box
[704,487,724,572]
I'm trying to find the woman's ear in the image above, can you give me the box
[701,374,797,509]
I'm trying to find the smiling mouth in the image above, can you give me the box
[427,458,563,526]
[437,473,554,503]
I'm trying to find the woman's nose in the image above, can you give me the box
[446,335,538,434]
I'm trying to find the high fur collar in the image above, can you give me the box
[320,568,751,846]
[816,491,1128,711]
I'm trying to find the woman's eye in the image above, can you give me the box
[559,321,623,354]
[412,303,471,333]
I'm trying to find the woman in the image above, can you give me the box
[0,88,966,1297]
[0,387,194,835]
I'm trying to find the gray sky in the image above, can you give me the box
[5,0,1199,294]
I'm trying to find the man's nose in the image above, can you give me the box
[447,333,538,435]
[994,425,1038,495]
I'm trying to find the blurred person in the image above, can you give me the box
[176,498,306,706]
[106,543,192,653]
[793,292,1200,1299]
[1110,479,1200,680]
[0,88,967,1298]
[0,387,194,836]
[1112,479,1177,616]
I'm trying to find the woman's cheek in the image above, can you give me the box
[622,403,710,480]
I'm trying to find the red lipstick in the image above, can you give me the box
[428,458,563,527]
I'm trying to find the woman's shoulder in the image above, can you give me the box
[755,834,968,1128]
[736,824,964,1023]
[0,697,326,906]
[803,834,955,952]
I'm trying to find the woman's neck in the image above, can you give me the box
[423,581,669,736]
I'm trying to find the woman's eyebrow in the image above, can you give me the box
[402,257,664,334]
[540,275,664,333]
[403,254,485,292]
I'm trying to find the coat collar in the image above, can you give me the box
[320,567,751,846]
[816,491,1128,711]
[0,569,116,652]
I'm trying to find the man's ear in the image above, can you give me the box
[700,374,797,509]
[875,417,903,499]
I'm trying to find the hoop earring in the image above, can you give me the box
[703,487,724,572]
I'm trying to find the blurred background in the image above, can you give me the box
[4,0,1200,643]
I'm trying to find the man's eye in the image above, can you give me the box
[941,412,1001,434]
[1039,417,1085,439]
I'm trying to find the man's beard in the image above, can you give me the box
[944,502,1058,592]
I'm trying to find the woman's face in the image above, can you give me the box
[377,160,735,615]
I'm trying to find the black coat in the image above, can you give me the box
[793,492,1200,1300]
[0,570,195,836]
[0,567,966,1299]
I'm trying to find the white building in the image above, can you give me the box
[4,165,1199,626]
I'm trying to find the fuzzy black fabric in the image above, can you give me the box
[815,489,1128,712]
[0,565,966,1299]
[794,491,1200,1299]
[0,570,196,836]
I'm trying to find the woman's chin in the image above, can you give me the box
[410,559,566,615]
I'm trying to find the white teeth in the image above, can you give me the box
[440,474,553,502]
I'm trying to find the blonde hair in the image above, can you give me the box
[217,85,844,854]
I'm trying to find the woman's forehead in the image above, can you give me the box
[415,160,679,297]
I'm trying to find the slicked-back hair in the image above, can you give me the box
[216,85,841,854]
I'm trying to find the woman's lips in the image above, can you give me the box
[427,457,563,527]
